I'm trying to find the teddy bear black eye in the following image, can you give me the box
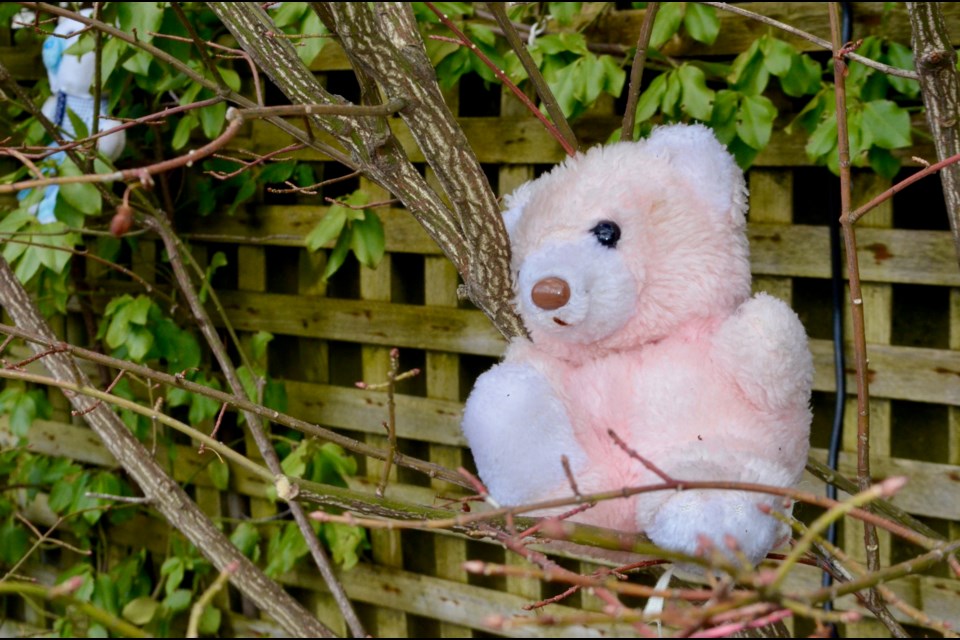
[591,221,621,248]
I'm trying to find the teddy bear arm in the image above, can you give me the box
[461,362,587,507]
[711,292,813,413]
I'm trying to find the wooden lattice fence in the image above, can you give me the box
[2,3,960,637]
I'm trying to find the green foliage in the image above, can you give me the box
[264,441,369,574]
[789,36,916,178]
[504,32,626,120]
[306,189,386,280]
[648,2,720,48]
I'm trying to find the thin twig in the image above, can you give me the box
[424,2,576,156]
[187,561,237,638]
[486,2,578,152]
[142,216,367,638]
[170,2,231,94]
[0,322,467,487]
[607,428,673,482]
[377,348,401,497]
[209,144,305,180]
[768,477,906,590]
[830,5,894,631]
[71,369,126,416]
[850,150,960,222]
[700,2,918,79]
[621,3,660,141]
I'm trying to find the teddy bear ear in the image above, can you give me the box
[500,180,538,238]
[643,123,748,225]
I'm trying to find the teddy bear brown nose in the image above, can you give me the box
[531,277,570,310]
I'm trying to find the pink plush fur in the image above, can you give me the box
[462,124,813,567]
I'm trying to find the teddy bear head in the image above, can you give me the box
[502,124,753,359]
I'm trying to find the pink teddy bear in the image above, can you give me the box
[462,124,813,567]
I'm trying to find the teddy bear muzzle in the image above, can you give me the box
[531,277,570,311]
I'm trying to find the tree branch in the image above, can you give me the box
[906,1,960,268]
[0,257,332,638]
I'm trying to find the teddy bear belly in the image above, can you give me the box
[557,341,802,530]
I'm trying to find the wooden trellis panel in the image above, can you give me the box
[3,4,960,637]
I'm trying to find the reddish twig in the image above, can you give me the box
[486,2,578,152]
[607,428,673,482]
[560,454,581,497]
[209,144,306,180]
[71,370,126,417]
[830,6,897,633]
[849,150,960,223]
[4,344,69,369]
[266,169,360,195]
[424,2,576,156]
[0,97,223,163]
[515,503,595,539]
[198,402,229,456]
[325,196,398,210]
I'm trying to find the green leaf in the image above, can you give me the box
[806,112,838,160]
[683,3,719,45]
[282,440,312,478]
[122,50,153,76]
[780,54,822,97]
[295,10,327,66]
[58,161,102,215]
[122,597,159,626]
[199,251,228,303]
[230,522,261,561]
[100,38,124,83]
[322,226,352,281]
[172,114,198,151]
[678,64,715,120]
[229,175,257,215]
[250,331,274,364]
[218,67,242,93]
[258,161,296,185]
[188,382,222,425]
[199,102,227,140]
[662,69,682,118]
[729,41,768,95]
[161,588,193,614]
[161,557,185,596]
[65,108,90,141]
[313,443,358,486]
[350,211,385,269]
[270,1,308,27]
[199,605,222,635]
[548,2,582,26]
[306,208,347,251]
[265,522,310,577]
[736,94,777,149]
[886,41,919,97]
[649,1,684,49]
[207,461,229,491]
[48,478,75,513]
[322,522,367,569]
[0,518,29,564]
[128,295,153,325]
[635,73,667,123]
[861,100,912,149]
[117,2,164,43]
[760,37,795,76]
[868,147,901,179]
[13,246,42,283]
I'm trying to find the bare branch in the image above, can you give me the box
[486,2,579,153]
[621,3,659,141]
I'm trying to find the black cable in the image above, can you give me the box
[821,2,853,632]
